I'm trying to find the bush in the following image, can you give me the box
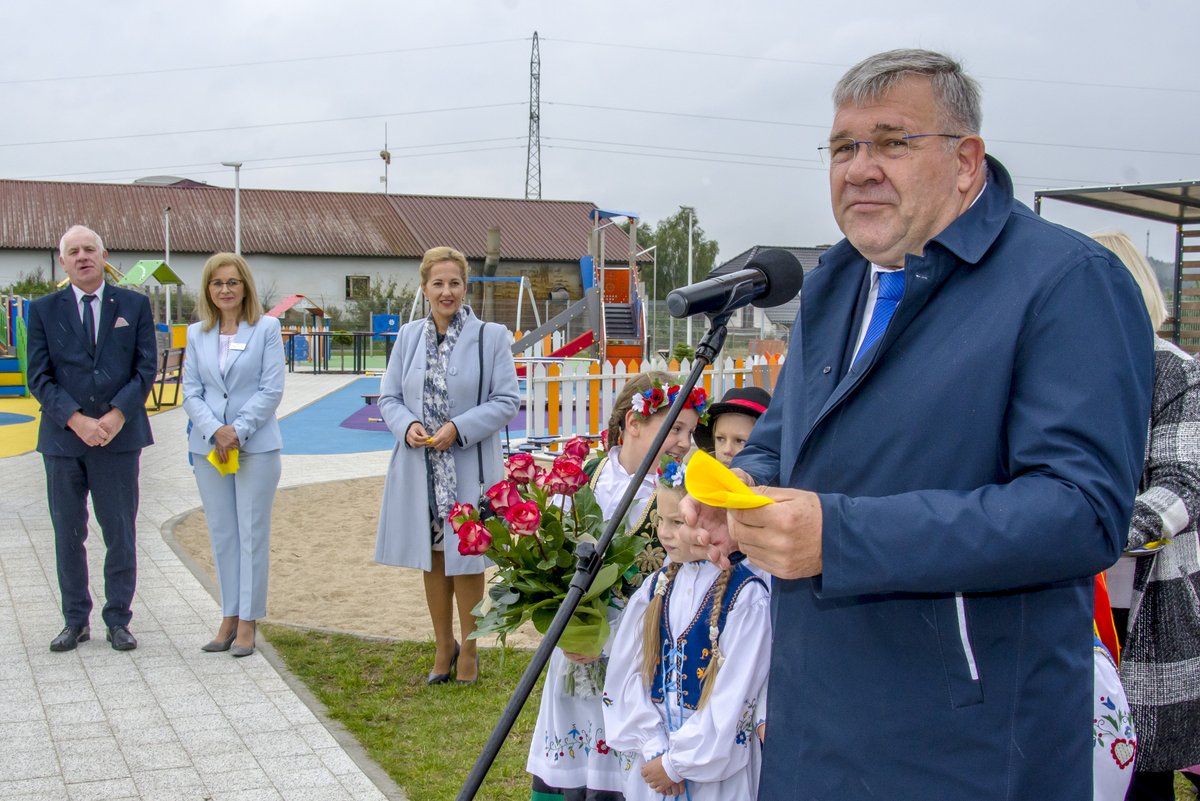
[671,342,695,362]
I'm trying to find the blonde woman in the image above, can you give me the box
[375,246,519,685]
[183,253,284,658]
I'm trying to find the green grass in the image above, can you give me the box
[261,625,544,801]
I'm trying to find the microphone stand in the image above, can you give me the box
[456,311,734,800]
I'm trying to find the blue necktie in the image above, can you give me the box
[854,270,904,365]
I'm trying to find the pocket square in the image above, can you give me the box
[114,317,130,328]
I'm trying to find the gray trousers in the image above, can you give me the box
[192,449,281,620]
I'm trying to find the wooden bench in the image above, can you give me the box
[152,348,185,410]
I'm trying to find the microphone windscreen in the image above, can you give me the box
[747,249,805,308]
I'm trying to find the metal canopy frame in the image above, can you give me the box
[1035,179,1200,349]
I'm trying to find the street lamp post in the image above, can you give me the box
[685,207,694,346]
[635,245,657,357]
[220,161,243,255]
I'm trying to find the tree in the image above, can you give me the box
[3,267,58,298]
[639,207,720,301]
[342,274,416,330]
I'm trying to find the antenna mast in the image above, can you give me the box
[525,31,542,200]
[380,123,391,193]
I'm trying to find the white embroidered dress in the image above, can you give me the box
[525,447,656,791]
[603,560,772,801]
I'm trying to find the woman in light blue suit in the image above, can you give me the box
[183,253,284,658]
[375,246,519,685]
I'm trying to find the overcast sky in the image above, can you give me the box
[3,1,1197,265]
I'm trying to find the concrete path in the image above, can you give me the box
[0,373,402,801]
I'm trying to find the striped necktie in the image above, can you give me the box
[854,270,904,365]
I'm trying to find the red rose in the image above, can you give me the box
[562,436,592,462]
[448,502,476,533]
[505,452,539,485]
[457,520,492,556]
[545,456,588,496]
[484,480,523,515]
[504,500,541,537]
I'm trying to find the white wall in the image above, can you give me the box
[0,249,423,317]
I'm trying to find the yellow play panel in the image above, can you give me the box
[0,396,40,459]
[0,389,184,459]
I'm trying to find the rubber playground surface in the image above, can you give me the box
[0,385,185,459]
[0,376,553,459]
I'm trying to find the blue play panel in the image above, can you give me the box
[0,412,34,425]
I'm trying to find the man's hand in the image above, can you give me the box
[67,411,106,448]
[729,487,823,579]
[212,424,240,463]
[640,756,685,796]
[97,408,126,447]
[679,495,738,569]
[428,421,458,452]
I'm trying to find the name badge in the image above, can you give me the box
[229,342,247,351]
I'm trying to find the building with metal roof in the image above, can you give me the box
[0,179,618,326]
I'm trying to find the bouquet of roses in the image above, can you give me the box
[454,436,651,662]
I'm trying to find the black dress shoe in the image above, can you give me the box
[106,625,137,651]
[426,641,460,685]
[50,625,90,652]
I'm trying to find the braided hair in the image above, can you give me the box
[605,370,677,449]
[640,560,683,689]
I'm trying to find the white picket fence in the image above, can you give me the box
[514,353,785,445]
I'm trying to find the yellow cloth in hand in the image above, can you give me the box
[207,448,239,476]
[684,449,774,509]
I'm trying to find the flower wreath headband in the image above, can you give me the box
[656,454,686,489]
[630,381,710,423]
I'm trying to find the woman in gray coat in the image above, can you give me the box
[375,246,519,685]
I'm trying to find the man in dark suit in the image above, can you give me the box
[26,225,157,652]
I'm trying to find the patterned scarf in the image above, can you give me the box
[423,307,468,520]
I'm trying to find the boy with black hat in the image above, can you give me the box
[693,386,771,466]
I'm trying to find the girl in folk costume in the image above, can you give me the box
[603,456,772,801]
[528,372,706,801]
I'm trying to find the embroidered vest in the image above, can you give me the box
[650,563,766,710]
[583,454,663,600]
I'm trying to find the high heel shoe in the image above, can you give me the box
[456,653,481,686]
[200,631,237,653]
[230,621,256,657]
[427,641,460,685]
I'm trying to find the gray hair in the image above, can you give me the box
[833,49,982,135]
[59,225,105,254]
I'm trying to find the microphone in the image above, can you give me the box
[666,248,804,319]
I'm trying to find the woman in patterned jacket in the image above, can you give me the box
[1096,231,1200,799]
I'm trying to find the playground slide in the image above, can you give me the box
[515,330,595,377]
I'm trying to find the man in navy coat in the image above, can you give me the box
[27,225,156,652]
[685,51,1154,798]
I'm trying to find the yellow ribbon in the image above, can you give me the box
[683,449,773,509]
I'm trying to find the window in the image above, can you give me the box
[345,275,370,300]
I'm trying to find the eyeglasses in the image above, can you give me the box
[817,131,962,165]
[209,279,243,290]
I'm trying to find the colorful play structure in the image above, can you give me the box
[1,294,28,397]
[267,294,329,364]
[509,208,649,367]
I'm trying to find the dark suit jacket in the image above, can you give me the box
[26,284,157,457]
